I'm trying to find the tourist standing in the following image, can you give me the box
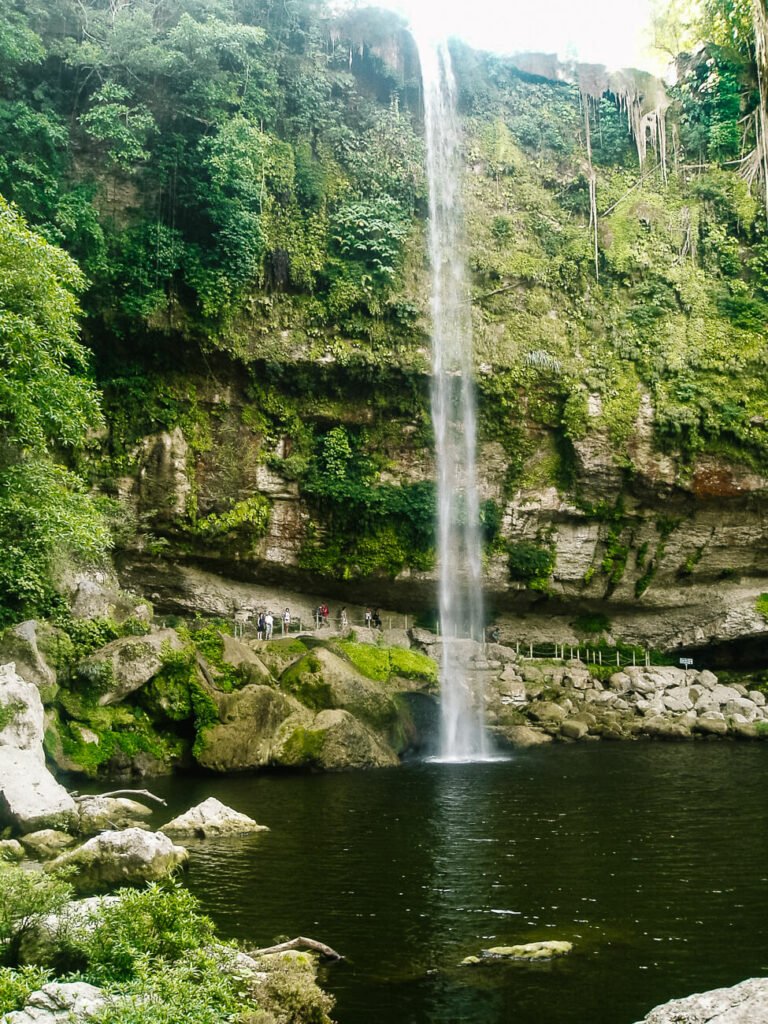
[365,607,372,627]
[257,611,265,640]
[265,611,274,639]
[282,607,291,635]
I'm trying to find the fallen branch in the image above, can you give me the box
[247,937,343,961]
[74,789,168,807]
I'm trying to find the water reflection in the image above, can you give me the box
[131,745,768,1024]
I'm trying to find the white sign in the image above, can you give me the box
[679,658,694,667]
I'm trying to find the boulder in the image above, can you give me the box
[529,702,567,723]
[485,941,572,960]
[695,670,719,689]
[0,838,24,862]
[76,796,153,835]
[724,698,759,721]
[493,725,552,748]
[69,577,151,625]
[663,687,694,713]
[161,797,268,837]
[280,647,401,729]
[694,714,729,737]
[632,976,768,1023]
[609,672,631,692]
[3,981,105,1023]
[0,621,60,702]
[280,709,400,770]
[77,629,185,706]
[196,685,313,772]
[748,690,766,706]
[46,828,188,891]
[707,684,747,707]
[0,663,77,834]
[220,634,271,684]
[560,719,589,740]
[19,829,77,860]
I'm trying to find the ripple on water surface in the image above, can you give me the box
[134,743,768,1024]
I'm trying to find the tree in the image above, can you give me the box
[0,196,110,622]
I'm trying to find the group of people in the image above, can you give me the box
[310,605,382,630]
[364,607,382,629]
[255,607,293,640]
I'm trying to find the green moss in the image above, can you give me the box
[280,654,333,711]
[756,594,768,620]
[338,641,438,687]
[0,700,24,732]
[281,726,326,765]
[46,704,184,778]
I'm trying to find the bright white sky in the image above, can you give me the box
[356,0,657,71]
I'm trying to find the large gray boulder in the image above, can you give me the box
[3,982,105,1023]
[632,977,768,1023]
[0,663,77,834]
[46,828,188,891]
[76,795,153,835]
[161,797,268,837]
[0,621,60,702]
[77,629,185,705]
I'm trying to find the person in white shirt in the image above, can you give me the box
[265,611,274,639]
[282,607,291,634]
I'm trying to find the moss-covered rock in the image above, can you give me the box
[76,629,185,706]
[279,709,399,770]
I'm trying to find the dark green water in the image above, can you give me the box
[141,744,768,1024]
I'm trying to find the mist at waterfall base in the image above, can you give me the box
[417,31,491,763]
[129,745,768,1024]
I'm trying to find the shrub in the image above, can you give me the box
[0,966,50,1015]
[507,541,556,589]
[0,867,73,966]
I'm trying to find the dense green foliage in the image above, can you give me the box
[3,0,768,615]
[0,199,109,623]
[0,876,334,1023]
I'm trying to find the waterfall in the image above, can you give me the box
[415,31,489,761]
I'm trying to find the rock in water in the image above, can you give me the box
[161,797,269,837]
[485,941,573,960]
[632,977,768,1023]
[46,828,188,891]
[77,795,153,835]
[0,663,77,834]
[3,981,105,1023]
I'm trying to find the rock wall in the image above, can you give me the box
[110,371,768,657]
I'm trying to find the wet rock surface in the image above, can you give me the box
[632,977,768,1023]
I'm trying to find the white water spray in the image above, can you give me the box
[415,30,489,761]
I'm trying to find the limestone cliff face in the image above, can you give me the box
[110,367,768,655]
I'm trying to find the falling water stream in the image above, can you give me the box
[415,31,488,760]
